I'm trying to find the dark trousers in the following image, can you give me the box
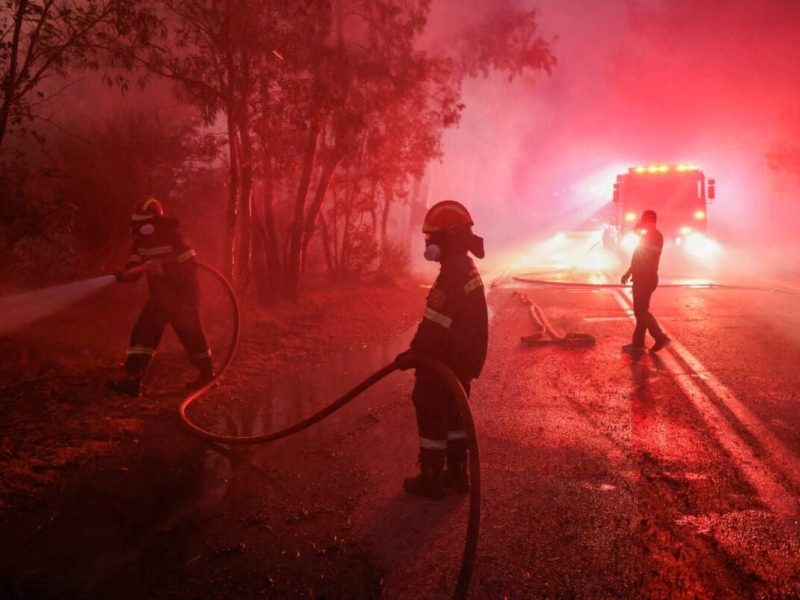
[125,293,211,376]
[632,283,666,347]
[411,367,471,470]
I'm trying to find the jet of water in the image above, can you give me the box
[0,275,117,335]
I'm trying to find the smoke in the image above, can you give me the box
[426,0,800,277]
[0,276,116,335]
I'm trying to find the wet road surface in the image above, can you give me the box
[2,262,800,598]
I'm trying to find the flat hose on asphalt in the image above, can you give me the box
[180,264,480,600]
[512,275,799,295]
[515,291,596,348]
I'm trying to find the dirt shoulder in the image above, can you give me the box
[0,278,428,599]
[0,280,424,511]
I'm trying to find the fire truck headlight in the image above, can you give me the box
[622,232,640,251]
[685,233,720,257]
[694,210,706,220]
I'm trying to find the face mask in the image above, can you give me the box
[138,223,155,236]
[424,243,441,262]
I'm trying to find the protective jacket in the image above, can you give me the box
[410,254,488,381]
[630,228,663,286]
[126,218,199,298]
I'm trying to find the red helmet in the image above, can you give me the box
[131,197,164,222]
[422,200,473,234]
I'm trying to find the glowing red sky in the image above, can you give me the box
[429,0,800,249]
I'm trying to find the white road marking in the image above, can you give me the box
[583,316,642,322]
[664,336,800,490]
[613,290,799,516]
[617,288,800,490]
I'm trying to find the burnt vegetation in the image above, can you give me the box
[1,0,555,298]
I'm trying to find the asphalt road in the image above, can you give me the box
[351,266,800,599]
[3,262,799,599]
[469,273,799,597]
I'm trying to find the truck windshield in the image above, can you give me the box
[622,173,704,234]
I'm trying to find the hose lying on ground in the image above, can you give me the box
[514,291,595,348]
[512,275,798,295]
[181,263,479,600]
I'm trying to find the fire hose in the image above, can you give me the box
[178,262,480,600]
[512,275,798,295]
[514,291,595,348]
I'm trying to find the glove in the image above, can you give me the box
[394,349,418,370]
[620,272,630,285]
[115,270,136,283]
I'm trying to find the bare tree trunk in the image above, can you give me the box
[260,150,282,292]
[301,153,342,269]
[225,108,240,282]
[368,180,378,240]
[251,212,271,304]
[235,45,254,283]
[237,117,254,281]
[380,184,394,264]
[286,120,321,298]
[340,179,354,278]
[332,182,341,276]
[407,174,425,250]
[319,213,336,277]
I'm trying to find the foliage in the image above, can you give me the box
[457,6,556,81]
[0,0,156,155]
[2,0,556,297]
[0,105,223,282]
[767,144,800,181]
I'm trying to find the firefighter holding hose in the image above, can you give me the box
[107,197,213,397]
[396,200,488,500]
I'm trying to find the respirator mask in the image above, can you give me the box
[131,221,155,236]
[424,234,442,262]
[424,230,485,262]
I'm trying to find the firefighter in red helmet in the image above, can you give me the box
[396,200,488,499]
[107,197,213,397]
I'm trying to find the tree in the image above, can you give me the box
[0,0,153,156]
[252,0,461,298]
[116,0,556,301]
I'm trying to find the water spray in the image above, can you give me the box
[0,275,117,335]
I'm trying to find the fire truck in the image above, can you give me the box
[604,164,717,255]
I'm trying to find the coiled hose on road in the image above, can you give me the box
[183,262,480,600]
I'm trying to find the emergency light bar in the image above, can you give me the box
[630,164,698,174]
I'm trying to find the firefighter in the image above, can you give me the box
[396,200,488,500]
[620,209,671,354]
[107,197,213,397]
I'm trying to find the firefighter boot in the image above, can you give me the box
[106,375,142,398]
[403,448,446,500]
[444,438,469,494]
[650,336,671,353]
[621,343,645,356]
[186,356,214,392]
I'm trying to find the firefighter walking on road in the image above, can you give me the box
[107,197,213,397]
[396,200,488,500]
[621,209,671,355]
